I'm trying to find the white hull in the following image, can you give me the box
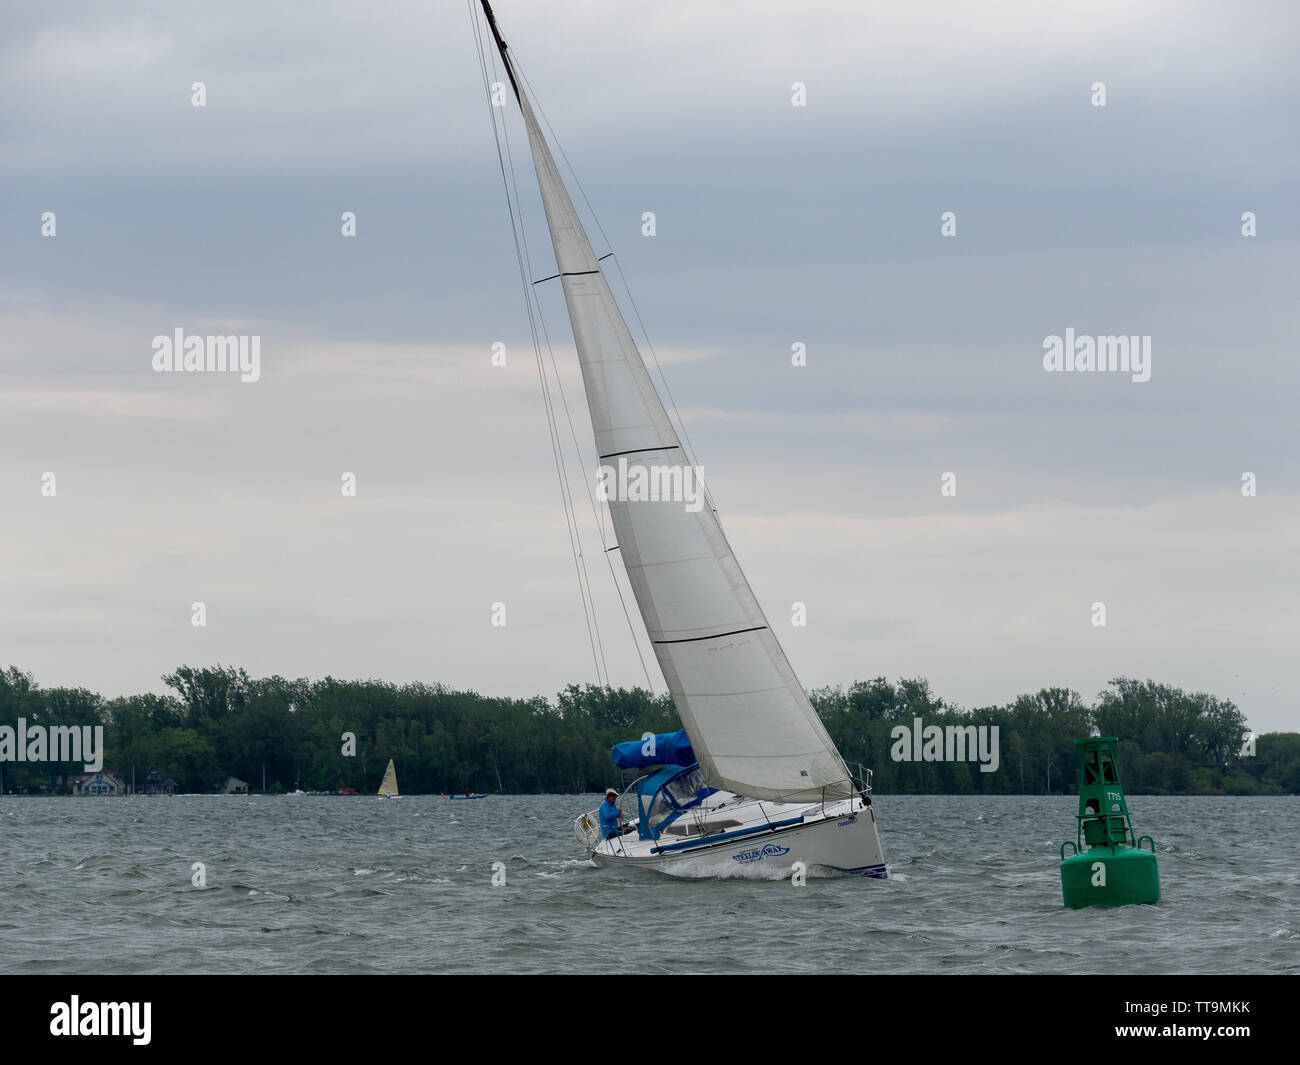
[582,794,887,879]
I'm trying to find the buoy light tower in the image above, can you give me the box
[1059,736,1160,908]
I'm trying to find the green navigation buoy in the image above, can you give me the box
[1059,736,1160,908]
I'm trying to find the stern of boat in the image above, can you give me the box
[574,809,603,850]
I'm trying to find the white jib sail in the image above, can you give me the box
[498,34,851,802]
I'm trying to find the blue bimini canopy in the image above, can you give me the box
[611,728,695,770]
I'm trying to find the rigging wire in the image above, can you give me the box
[468,2,656,693]
[486,45,613,690]
[469,1,655,693]
[467,1,605,687]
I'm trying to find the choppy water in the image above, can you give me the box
[1,794,1294,974]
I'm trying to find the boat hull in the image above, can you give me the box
[588,797,886,879]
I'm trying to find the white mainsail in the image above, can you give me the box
[377,759,398,797]
[482,3,852,802]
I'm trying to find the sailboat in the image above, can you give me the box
[475,2,886,878]
[377,759,399,798]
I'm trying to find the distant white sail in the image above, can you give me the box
[378,759,399,797]
[494,28,851,802]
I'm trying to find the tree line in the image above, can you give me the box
[0,665,1294,796]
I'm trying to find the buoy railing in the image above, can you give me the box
[1076,811,1137,851]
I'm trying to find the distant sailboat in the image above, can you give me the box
[475,2,886,878]
[377,759,399,798]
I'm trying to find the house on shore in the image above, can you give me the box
[142,769,179,796]
[72,771,124,796]
[223,776,249,794]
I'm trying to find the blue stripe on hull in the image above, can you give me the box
[652,814,805,854]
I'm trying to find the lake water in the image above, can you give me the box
[2,794,1295,974]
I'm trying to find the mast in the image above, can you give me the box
[478,2,852,802]
[479,1,521,104]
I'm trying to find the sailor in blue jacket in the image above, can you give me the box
[599,788,623,838]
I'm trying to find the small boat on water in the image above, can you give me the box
[377,759,399,798]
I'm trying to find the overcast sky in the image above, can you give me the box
[2,1,1296,733]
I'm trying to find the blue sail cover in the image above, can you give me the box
[612,729,695,770]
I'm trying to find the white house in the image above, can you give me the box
[72,771,123,796]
